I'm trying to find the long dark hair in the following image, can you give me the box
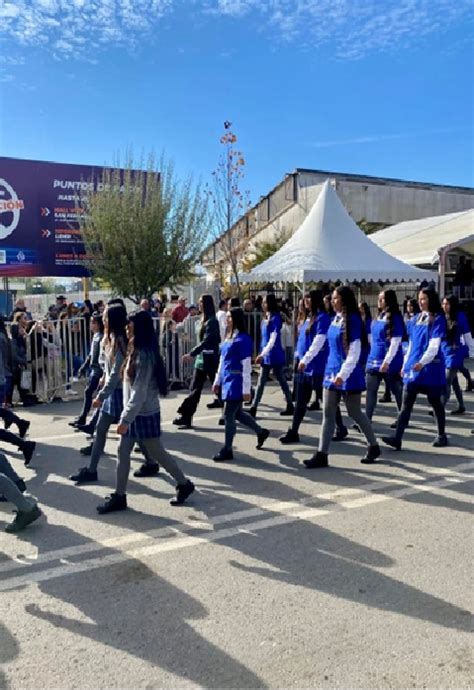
[229,307,247,335]
[335,286,367,352]
[306,290,325,334]
[91,312,104,333]
[103,303,128,357]
[199,294,216,339]
[420,288,443,319]
[359,302,372,324]
[406,298,420,317]
[381,289,402,339]
[443,294,460,347]
[125,311,167,394]
[264,293,279,317]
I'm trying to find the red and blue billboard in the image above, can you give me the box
[0,156,107,277]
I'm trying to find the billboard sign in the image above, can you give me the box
[0,157,113,277]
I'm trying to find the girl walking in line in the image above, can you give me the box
[280,290,330,445]
[69,303,128,484]
[441,295,473,415]
[69,311,104,428]
[173,294,221,429]
[249,294,294,418]
[212,308,269,462]
[97,311,194,514]
[365,290,404,422]
[292,297,308,402]
[382,288,448,451]
[303,286,380,469]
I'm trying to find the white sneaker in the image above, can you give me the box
[64,389,78,396]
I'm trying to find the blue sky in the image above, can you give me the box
[1,0,473,205]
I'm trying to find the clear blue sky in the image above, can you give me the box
[1,0,473,205]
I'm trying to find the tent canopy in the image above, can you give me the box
[240,180,434,284]
[369,209,474,266]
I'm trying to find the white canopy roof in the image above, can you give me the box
[241,180,433,283]
[369,209,474,266]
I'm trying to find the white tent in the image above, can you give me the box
[240,180,434,284]
[369,208,474,295]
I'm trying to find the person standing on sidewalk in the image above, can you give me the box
[173,295,221,429]
[97,311,194,513]
[212,308,269,462]
[249,294,294,419]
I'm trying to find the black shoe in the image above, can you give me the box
[279,404,295,416]
[69,418,85,428]
[390,421,398,429]
[307,401,320,411]
[256,429,270,449]
[382,436,401,451]
[428,409,434,417]
[361,444,381,464]
[218,418,225,426]
[248,407,257,418]
[378,395,392,404]
[465,381,473,393]
[207,399,223,409]
[76,423,95,436]
[352,423,361,433]
[4,418,13,431]
[172,416,192,429]
[5,505,42,533]
[279,429,300,444]
[80,443,94,456]
[18,420,30,439]
[97,493,127,514]
[16,479,27,493]
[23,441,36,466]
[432,435,448,448]
[213,448,233,462]
[332,427,348,442]
[450,407,466,415]
[303,451,328,469]
[133,463,160,478]
[170,480,195,505]
[69,467,98,484]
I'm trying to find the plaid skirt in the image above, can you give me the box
[102,387,123,421]
[126,411,161,439]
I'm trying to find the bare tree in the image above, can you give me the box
[79,153,209,303]
[207,121,251,296]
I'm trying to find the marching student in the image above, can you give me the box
[303,286,380,468]
[280,290,330,444]
[0,452,41,532]
[382,288,448,451]
[173,294,220,429]
[69,302,128,484]
[249,293,294,418]
[69,311,104,428]
[212,308,269,461]
[365,290,404,421]
[441,295,473,415]
[292,297,308,402]
[96,311,194,514]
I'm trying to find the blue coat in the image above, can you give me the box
[260,313,285,366]
[220,332,253,401]
[324,313,366,392]
[403,313,446,387]
[367,313,404,375]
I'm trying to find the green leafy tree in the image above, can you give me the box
[207,121,251,296]
[79,153,209,303]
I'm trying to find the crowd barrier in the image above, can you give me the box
[7,313,296,403]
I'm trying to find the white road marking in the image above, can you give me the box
[0,461,472,592]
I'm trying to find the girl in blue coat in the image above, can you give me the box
[365,289,405,421]
[249,294,294,418]
[303,286,380,468]
[212,308,270,462]
[383,288,448,450]
[441,295,473,415]
[280,290,330,444]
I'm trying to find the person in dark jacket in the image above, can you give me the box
[9,315,29,405]
[69,312,104,428]
[173,294,220,428]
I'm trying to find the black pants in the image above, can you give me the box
[291,374,323,433]
[78,373,101,423]
[394,383,445,442]
[178,365,219,420]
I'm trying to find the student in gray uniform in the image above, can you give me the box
[69,312,104,428]
[97,311,194,514]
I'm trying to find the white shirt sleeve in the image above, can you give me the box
[403,341,412,368]
[337,340,361,381]
[301,334,327,366]
[242,357,252,395]
[382,337,402,367]
[213,355,223,387]
[259,331,277,358]
[419,337,441,366]
[462,331,474,358]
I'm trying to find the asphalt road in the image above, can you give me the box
[0,380,473,689]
